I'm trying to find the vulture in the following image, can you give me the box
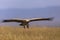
[2,17,53,28]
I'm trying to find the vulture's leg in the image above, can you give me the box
[23,25,25,28]
[26,23,29,28]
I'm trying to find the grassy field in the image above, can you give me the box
[0,27,60,40]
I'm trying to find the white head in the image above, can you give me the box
[26,20,29,22]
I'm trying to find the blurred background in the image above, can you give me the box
[0,0,60,27]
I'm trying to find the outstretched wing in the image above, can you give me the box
[29,17,53,22]
[2,19,24,23]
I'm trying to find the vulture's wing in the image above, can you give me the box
[29,17,53,22]
[2,19,24,23]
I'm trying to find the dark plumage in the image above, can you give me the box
[3,17,53,28]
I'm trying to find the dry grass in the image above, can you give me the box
[0,26,60,40]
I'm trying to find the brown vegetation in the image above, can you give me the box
[0,26,60,40]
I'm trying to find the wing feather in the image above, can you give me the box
[29,17,53,22]
[3,19,24,22]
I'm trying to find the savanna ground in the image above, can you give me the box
[0,26,60,40]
